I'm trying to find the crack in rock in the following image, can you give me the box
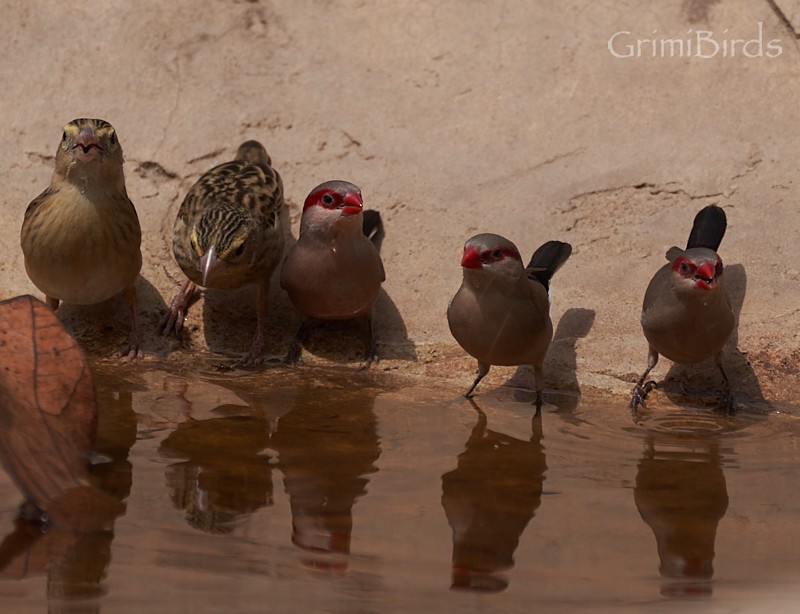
[767,0,800,40]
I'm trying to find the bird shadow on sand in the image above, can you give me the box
[48,275,167,359]
[660,263,767,410]
[292,288,417,364]
[505,307,596,423]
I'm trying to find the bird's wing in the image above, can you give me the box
[23,185,59,223]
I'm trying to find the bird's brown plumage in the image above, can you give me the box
[161,140,285,366]
[447,233,571,410]
[280,180,385,366]
[20,118,143,359]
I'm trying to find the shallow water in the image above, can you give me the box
[1,363,800,613]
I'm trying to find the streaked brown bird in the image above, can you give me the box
[280,180,385,366]
[160,140,285,366]
[631,205,735,413]
[447,234,572,412]
[20,118,143,360]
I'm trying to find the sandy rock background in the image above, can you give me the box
[1,0,798,403]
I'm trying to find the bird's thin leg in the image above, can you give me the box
[464,362,490,398]
[45,295,60,311]
[532,364,545,415]
[362,313,378,369]
[285,320,312,365]
[631,347,659,411]
[714,351,735,414]
[115,284,142,361]
[241,280,268,367]
[159,279,197,336]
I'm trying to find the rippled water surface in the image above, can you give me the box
[1,363,800,613]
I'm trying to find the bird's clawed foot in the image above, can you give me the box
[235,334,267,369]
[237,353,265,370]
[238,355,265,369]
[159,280,196,337]
[283,343,303,366]
[283,326,307,366]
[360,333,379,370]
[630,380,658,411]
[716,384,735,415]
[114,334,143,362]
[714,353,735,415]
[158,306,185,338]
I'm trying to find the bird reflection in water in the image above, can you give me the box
[270,376,381,572]
[159,416,275,534]
[441,401,547,592]
[158,371,381,572]
[634,431,730,597]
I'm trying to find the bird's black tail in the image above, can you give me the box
[686,205,727,251]
[362,210,383,243]
[526,241,572,291]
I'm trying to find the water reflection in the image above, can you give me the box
[270,375,381,571]
[441,402,547,591]
[157,371,382,572]
[633,428,730,596]
[160,416,275,534]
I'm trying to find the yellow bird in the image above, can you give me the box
[20,118,143,359]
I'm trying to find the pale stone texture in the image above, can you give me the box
[1,0,798,402]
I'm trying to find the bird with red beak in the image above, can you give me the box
[631,205,735,413]
[447,234,572,412]
[280,180,385,366]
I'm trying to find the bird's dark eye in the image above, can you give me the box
[235,243,245,256]
[110,132,117,145]
[679,261,690,274]
[492,249,502,259]
[715,260,723,277]
[321,193,335,206]
[61,131,67,142]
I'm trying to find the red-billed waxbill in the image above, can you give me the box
[631,205,735,413]
[280,180,385,366]
[447,234,572,411]
[160,140,285,366]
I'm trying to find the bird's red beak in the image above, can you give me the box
[200,245,226,287]
[695,261,716,290]
[461,246,482,269]
[340,191,363,216]
[73,125,102,163]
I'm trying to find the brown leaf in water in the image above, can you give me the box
[0,295,111,527]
